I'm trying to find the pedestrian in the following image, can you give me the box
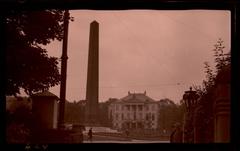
[170,128,176,143]
[125,129,129,138]
[79,130,84,143]
[88,128,93,142]
[170,123,183,143]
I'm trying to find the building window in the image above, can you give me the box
[138,105,143,111]
[152,105,155,110]
[132,105,136,111]
[127,105,130,111]
[116,105,119,111]
[122,113,124,120]
[127,113,130,119]
[116,113,118,120]
[145,105,149,111]
[152,114,155,121]
[139,113,142,119]
[110,110,112,118]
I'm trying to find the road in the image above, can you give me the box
[83,139,169,143]
[80,133,170,143]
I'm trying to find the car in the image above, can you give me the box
[72,124,85,132]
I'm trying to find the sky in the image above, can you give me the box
[43,10,230,103]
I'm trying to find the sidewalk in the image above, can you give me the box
[82,134,170,143]
[83,139,170,143]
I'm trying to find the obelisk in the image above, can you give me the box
[85,21,99,125]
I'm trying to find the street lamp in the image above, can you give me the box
[183,87,199,112]
[182,87,199,143]
[58,10,70,129]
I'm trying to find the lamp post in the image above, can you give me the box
[182,87,199,143]
[58,10,70,129]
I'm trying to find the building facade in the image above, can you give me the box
[108,91,159,131]
[31,91,59,129]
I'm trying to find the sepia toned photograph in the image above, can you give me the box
[5,9,231,144]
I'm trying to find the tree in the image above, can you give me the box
[6,97,32,143]
[5,10,73,96]
[64,100,85,124]
[157,98,184,134]
[99,101,113,127]
[193,38,230,142]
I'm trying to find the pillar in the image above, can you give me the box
[214,84,230,143]
[85,21,99,125]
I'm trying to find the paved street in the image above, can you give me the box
[83,139,169,143]
[82,134,169,143]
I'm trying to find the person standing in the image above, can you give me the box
[170,128,176,143]
[88,128,93,142]
[79,129,84,143]
[125,129,129,138]
[170,123,183,143]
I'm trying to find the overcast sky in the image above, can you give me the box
[44,10,230,103]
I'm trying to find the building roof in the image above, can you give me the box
[119,91,156,103]
[157,98,176,106]
[31,91,58,99]
[106,98,119,103]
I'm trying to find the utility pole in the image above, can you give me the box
[58,10,69,129]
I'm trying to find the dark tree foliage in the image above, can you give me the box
[99,101,113,127]
[64,100,112,126]
[5,10,73,96]
[157,98,184,134]
[193,38,230,142]
[64,100,85,124]
[6,97,32,143]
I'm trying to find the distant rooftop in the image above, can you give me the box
[157,99,176,106]
[31,91,58,99]
[119,91,156,103]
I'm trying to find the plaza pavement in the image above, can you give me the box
[83,139,170,143]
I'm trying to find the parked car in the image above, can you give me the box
[72,124,85,132]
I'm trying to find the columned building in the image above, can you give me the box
[108,91,159,131]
